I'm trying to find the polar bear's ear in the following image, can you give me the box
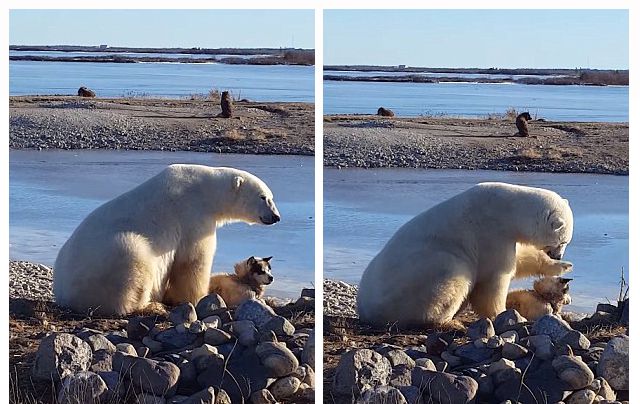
[234,176,245,190]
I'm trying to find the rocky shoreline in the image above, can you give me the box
[9,261,315,403]
[324,115,629,175]
[323,279,629,404]
[10,96,314,156]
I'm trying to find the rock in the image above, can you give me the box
[269,375,300,400]
[155,327,199,350]
[128,316,158,340]
[189,321,207,334]
[494,309,527,334]
[250,389,277,404]
[488,358,516,375]
[90,349,113,372]
[556,343,575,357]
[301,330,315,368]
[256,341,299,377]
[500,330,519,343]
[201,316,221,328]
[441,351,463,368]
[384,349,416,368]
[195,294,227,319]
[591,377,616,400]
[492,367,522,386]
[565,389,597,404]
[398,385,424,404]
[560,330,591,351]
[553,355,595,390]
[487,335,505,349]
[225,320,258,346]
[143,336,164,353]
[411,367,478,403]
[455,343,495,364]
[115,354,180,396]
[524,334,555,360]
[389,365,413,387]
[57,371,107,404]
[204,328,233,346]
[190,344,218,360]
[425,333,451,355]
[597,336,628,390]
[414,358,436,370]
[169,303,198,326]
[468,318,495,340]
[261,316,295,337]
[302,363,315,387]
[32,332,93,381]
[377,107,395,117]
[358,385,407,403]
[332,349,391,396]
[137,346,151,358]
[234,299,276,329]
[495,360,570,404]
[77,86,96,97]
[98,370,124,401]
[532,314,572,342]
[85,334,116,353]
[137,394,166,404]
[176,359,198,394]
[116,343,138,356]
[180,387,215,404]
[596,303,619,314]
[502,342,529,360]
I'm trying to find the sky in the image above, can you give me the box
[9,9,314,49]
[324,10,629,69]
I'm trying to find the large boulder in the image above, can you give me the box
[234,299,276,330]
[77,86,96,97]
[411,367,478,403]
[597,335,629,390]
[113,353,180,397]
[332,349,391,396]
[57,371,107,404]
[32,333,93,381]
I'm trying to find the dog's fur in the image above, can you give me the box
[506,277,572,321]
[209,256,273,307]
[515,112,533,136]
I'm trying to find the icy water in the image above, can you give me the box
[324,168,628,313]
[324,80,628,122]
[9,60,314,102]
[9,150,314,298]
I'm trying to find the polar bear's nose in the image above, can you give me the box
[273,214,281,223]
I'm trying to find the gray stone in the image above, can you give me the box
[177,359,198,393]
[269,375,300,400]
[250,389,277,404]
[225,320,258,346]
[301,330,315,368]
[137,394,166,404]
[143,336,164,353]
[115,354,180,396]
[441,351,463,368]
[495,309,527,334]
[525,334,555,360]
[384,349,416,368]
[116,343,138,356]
[455,343,495,364]
[492,367,522,386]
[332,349,391,396]
[256,341,300,377]
[553,355,595,390]
[169,303,198,326]
[495,360,570,404]
[85,334,116,353]
[597,336,629,390]
[57,371,107,404]
[358,386,408,404]
[201,316,221,328]
[411,367,478,403]
[565,389,597,404]
[180,387,215,404]
[468,318,496,340]
[560,330,591,351]
[195,294,227,319]
[98,370,125,401]
[500,330,519,344]
[414,358,436,370]
[137,346,150,358]
[204,328,233,346]
[425,333,450,355]
[128,316,158,340]
[488,358,516,375]
[302,363,315,387]
[591,377,616,400]
[188,320,208,334]
[32,332,93,381]
[389,365,413,387]
[398,385,424,404]
[155,327,199,350]
[502,342,529,360]
[487,335,505,349]
[532,314,572,342]
[234,299,276,329]
[90,349,113,372]
[262,315,295,337]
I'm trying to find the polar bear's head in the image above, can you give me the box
[226,169,281,226]
[537,195,573,260]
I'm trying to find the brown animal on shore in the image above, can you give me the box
[220,91,233,118]
[208,256,274,307]
[77,87,96,98]
[506,276,572,321]
[377,107,395,117]
[515,112,532,136]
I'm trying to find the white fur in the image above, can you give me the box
[357,182,573,326]
[53,164,280,315]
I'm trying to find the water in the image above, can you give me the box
[324,80,629,122]
[9,61,314,102]
[324,168,628,313]
[9,150,314,299]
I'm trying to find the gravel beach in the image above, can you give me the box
[324,115,628,174]
[10,96,314,155]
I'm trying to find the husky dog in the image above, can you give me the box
[506,277,572,321]
[209,256,274,307]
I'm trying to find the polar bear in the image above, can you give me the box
[357,182,573,326]
[53,164,281,315]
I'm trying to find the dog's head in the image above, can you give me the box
[234,256,274,285]
[533,276,572,304]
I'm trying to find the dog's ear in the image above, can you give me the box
[264,256,273,262]
[247,256,257,265]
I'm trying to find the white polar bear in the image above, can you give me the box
[357,182,573,326]
[53,164,280,315]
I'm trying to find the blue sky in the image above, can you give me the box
[9,10,314,49]
[325,10,629,69]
